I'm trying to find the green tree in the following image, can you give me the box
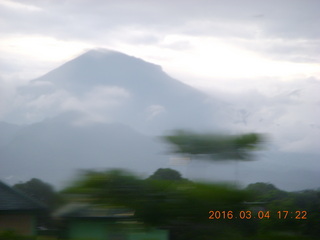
[245,182,288,202]
[148,168,187,181]
[64,169,251,239]
[163,130,265,185]
[164,130,265,161]
[245,182,320,239]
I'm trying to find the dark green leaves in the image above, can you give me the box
[164,130,265,161]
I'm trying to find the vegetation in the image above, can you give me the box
[64,169,251,239]
[0,231,35,240]
[7,171,319,240]
[8,128,318,240]
[61,169,320,240]
[163,130,265,161]
[8,133,316,240]
[245,182,320,238]
[147,168,189,181]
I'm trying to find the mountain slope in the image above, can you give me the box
[0,121,21,147]
[19,49,219,133]
[0,49,225,187]
[0,113,168,187]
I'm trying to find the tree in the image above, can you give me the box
[163,130,265,185]
[245,182,288,201]
[163,130,265,161]
[64,169,251,239]
[148,168,187,181]
[245,182,320,238]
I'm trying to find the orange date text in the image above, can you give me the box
[208,210,307,220]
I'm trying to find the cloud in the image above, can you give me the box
[0,0,42,12]
[2,0,319,41]
[61,86,130,125]
[203,77,320,154]
[0,0,319,156]
[226,38,320,63]
[1,0,319,83]
[146,105,166,121]
[280,131,320,154]
[1,84,131,125]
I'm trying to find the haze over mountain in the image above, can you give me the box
[1,49,220,187]
[14,49,218,134]
[0,49,319,191]
[0,112,168,187]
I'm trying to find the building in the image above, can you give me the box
[55,203,169,240]
[0,181,46,235]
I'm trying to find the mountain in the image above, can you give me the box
[1,49,319,191]
[33,49,197,97]
[0,112,168,188]
[2,114,319,190]
[1,48,224,188]
[18,49,220,134]
[0,121,21,147]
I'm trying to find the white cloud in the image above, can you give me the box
[0,0,42,12]
[0,36,93,80]
[1,0,319,84]
[62,86,130,113]
[146,105,166,121]
[206,78,320,154]
[0,36,90,61]
[1,85,131,125]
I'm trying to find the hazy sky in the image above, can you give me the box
[1,0,319,91]
[0,0,319,190]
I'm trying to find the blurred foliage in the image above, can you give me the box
[163,130,265,161]
[245,233,316,240]
[64,168,252,239]
[63,170,320,240]
[246,182,288,202]
[245,182,320,239]
[0,231,36,240]
[147,168,188,181]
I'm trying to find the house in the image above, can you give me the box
[0,181,46,236]
[54,203,169,240]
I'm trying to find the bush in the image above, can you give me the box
[0,230,36,240]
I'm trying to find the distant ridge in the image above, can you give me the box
[25,48,216,133]
[33,48,175,93]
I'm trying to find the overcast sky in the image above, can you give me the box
[0,0,319,145]
[1,0,319,91]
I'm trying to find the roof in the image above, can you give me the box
[54,203,134,219]
[0,181,46,211]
